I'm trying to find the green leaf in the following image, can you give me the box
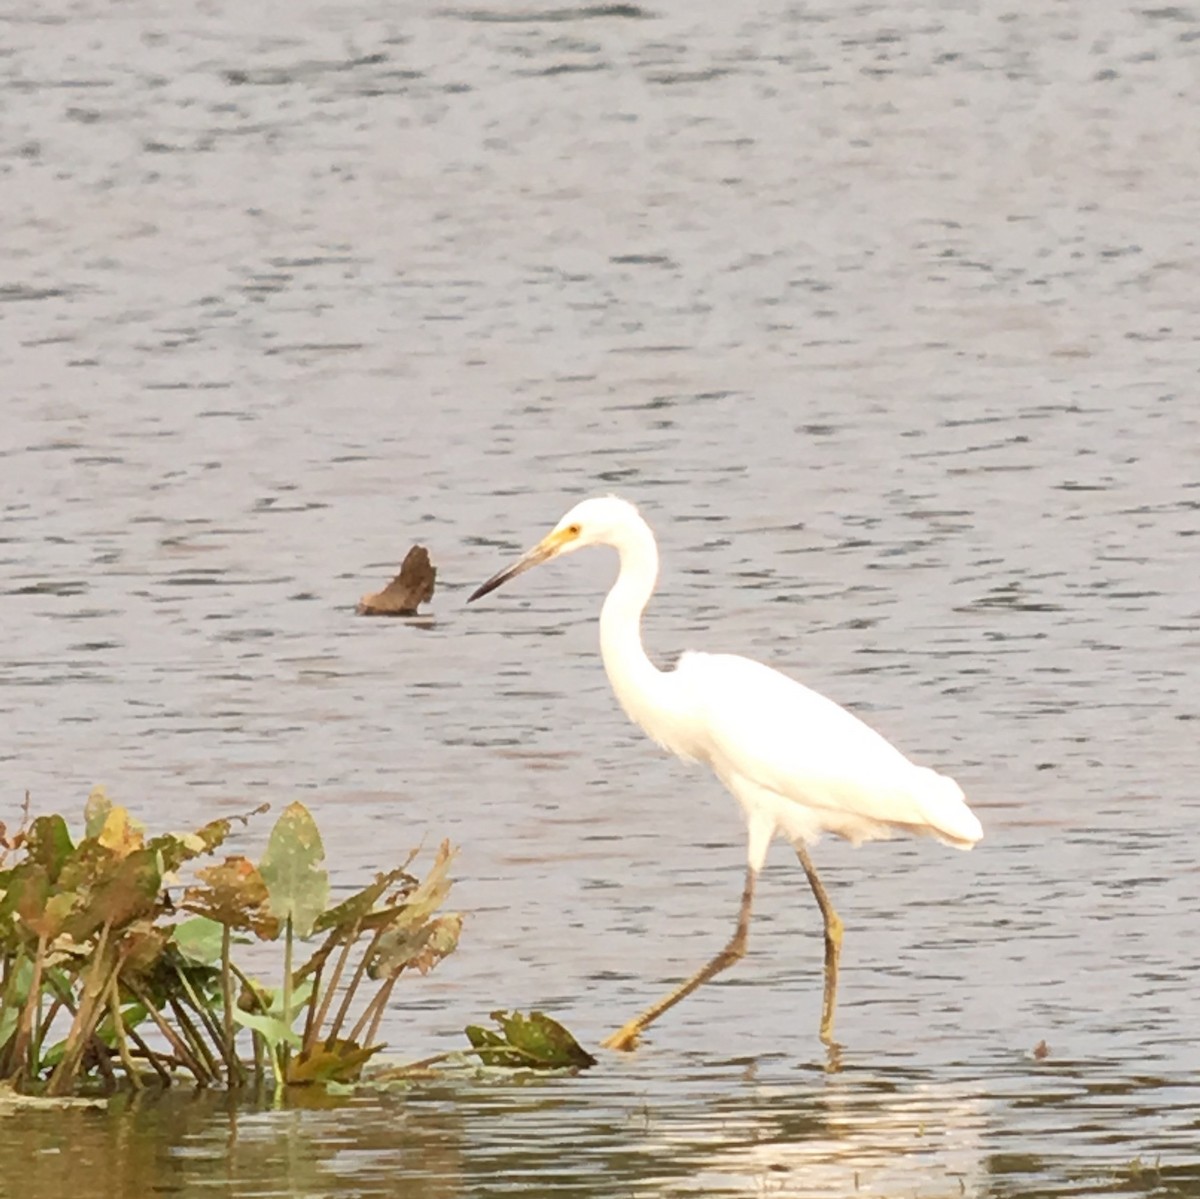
[260,803,329,939]
[314,864,417,936]
[463,1010,596,1070]
[0,956,35,1006]
[2,864,76,943]
[269,977,313,1015]
[148,802,269,874]
[84,786,112,839]
[464,1023,513,1065]
[0,1002,18,1050]
[0,956,34,1049]
[39,1037,68,1070]
[172,916,224,965]
[25,890,79,943]
[98,1001,148,1040]
[230,975,314,1051]
[25,816,74,882]
[230,1009,302,1051]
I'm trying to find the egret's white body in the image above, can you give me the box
[469,495,982,1049]
[671,654,978,850]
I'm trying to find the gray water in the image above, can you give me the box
[3,0,1199,1195]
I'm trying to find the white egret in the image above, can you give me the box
[468,496,982,1050]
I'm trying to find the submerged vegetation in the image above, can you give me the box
[0,788,495,1097]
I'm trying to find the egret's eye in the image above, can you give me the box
[567,523,581,536]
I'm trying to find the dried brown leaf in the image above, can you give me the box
[357,545,436,616]
[370,912,462,980]
[182,855,279,938]
[288,1040,382,1085]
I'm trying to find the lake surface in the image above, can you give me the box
[2,0,1198,1195]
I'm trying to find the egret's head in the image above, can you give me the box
[467,495,640,602]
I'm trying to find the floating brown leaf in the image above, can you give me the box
[357,545,436,616]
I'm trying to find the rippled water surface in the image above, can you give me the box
[3,0,1199,1194]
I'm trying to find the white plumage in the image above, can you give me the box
[679,652,982,852]
[469,494,982,1050]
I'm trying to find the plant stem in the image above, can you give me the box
[47,921,115,1095]
[226,958,268,1086]
[326,923,386,1048]
[10,934,47,1087]
[299,956,324,1054]
[219,924,242,1086]
[253,1017,265,1088]
[91,1025,119,1094]
[167,995,220,1084]
[371,1049,456,1078]
[171,959,239,1084]
[347,970,399,1049]
[361,974,399,1049]
[124,1020,172,1086]
[0,951,15,1077]
[107,973,144,1088]
[280,914,294,1083]
[125,980,209,1085]
[35,992,64,1044]
[306,926,357,1054]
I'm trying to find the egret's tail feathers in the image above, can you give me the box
[916,769,983,849]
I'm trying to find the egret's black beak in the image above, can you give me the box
[467,527,576,603]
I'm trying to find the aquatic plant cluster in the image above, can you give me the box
[0,789,461,1096]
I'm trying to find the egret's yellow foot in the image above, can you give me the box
[823,1040,843,1075]
[600,1022,642,1052]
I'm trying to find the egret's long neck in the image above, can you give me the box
[599,516,680,744]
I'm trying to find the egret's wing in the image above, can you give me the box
[677,652,981,845]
